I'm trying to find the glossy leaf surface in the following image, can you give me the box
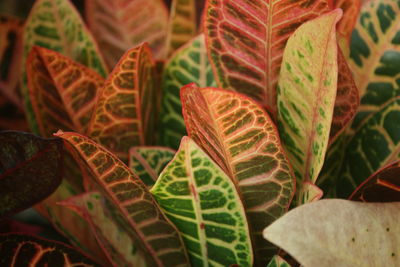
[0,131,62,218]
[160,34,216,149]
[129,146,175,187]
[181,85,294,265]
[263,199,400,267]
[266,255,290,267]
[22,0,107,133]
[333,0,361,40]
[56,131,190,267]
[277,10,341,202]
[86,0,169,66]
[88,44,157,162]
[151,137,253,267]
[0,233,101,266]
[205,0,330,114]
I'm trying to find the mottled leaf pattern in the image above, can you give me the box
[22,0,107,133]
[0,233,101,266]
[151,137,253,267]
[86,0,169,66]
[56,131,190,267]
[349,0,400,129]
[62,192,145,266]
[160,34,216,149]
[205,0,330,114]
[129,146,175,187]
[181,85,294,265]
[0,15,23,108]
[266,255,290,267]
[277,10,341,202]
[263,200,400,267]
[27,46,105,135]
[166,0,197,57]
[88,44,157,162]
[333,0,361,40]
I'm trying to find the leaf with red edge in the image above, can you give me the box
[88,44,157,162]
[333,0,361,40]
[204,0,330,115]
[181,84,294,266]
[0,233,101,266]
[86,0,169,67]
[350,160,400,202]
[55,131,190,266]
[0,131,62,218]
[27,46,105,136]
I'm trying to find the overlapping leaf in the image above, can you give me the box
[151,137,253,267]
[129,146,175,187]
[86,0,169,67]
[0,15,23,108]
[333,0,361,40]
[181,85,294,266]
[205,0,330,114]
[22,0,107,133]
[61,191,146,266]
[266,255,290,267]
[160,34,216,149]
[277,10,341,202]
[88,44,157,162]
[56,131,190,266]
[0,233,101,266]
[0,131,62,218]
[349,0,400,129]
[165,0,197,57]
[263,199,400,267]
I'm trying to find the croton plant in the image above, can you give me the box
[0,0,400,266]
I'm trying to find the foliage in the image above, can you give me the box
[0,0,400,266]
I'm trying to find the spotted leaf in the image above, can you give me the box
[263,199,400,267]
[333,0,361,40]
[205,0,330,115]
[22,0,107,133]
[129,146,175,187]
[0,233,101,266]
[86,0,169,67]
[56,131,190,267]
[181,84,294,265]
[88,44,157,163]
[160,34,216,149]
[277,10,341,203]
[151,137,253,267]
[266,255,290,267]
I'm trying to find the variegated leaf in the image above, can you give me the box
[277,10,341,202]
[333,0,361,40]
[22,0,107,133]
[350,160,400,202]
[266,255,290,267]
[88,44,157,162]
[129,146,175,187]
[61,191,146,267]
[349,0,400,129]
[205,0,330,114]
[160,34,216,149]
[0,233,101,266]
[86,0,169,67]
[56,131,190,266]
[151,137,253,267]
[0,15,23,108]
[27,46,105,135]
[165,0,197,57]
[181,85,294,266]
[263,200,400,267]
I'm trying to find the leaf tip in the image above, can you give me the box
[54,129,64,137]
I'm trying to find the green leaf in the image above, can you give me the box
[0,131,62,218]
[88,44,157,162]
[277,9,342,203]
[61,191,146,266]
[266,255,291,267]
[263,199,400,267]
[160,34,216,149]
[0,233,101,266]
[129,146,175,187]
[56,131,190,266]
[181,85,294,265]
[22,0,108,133]
[151,137,253,267]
